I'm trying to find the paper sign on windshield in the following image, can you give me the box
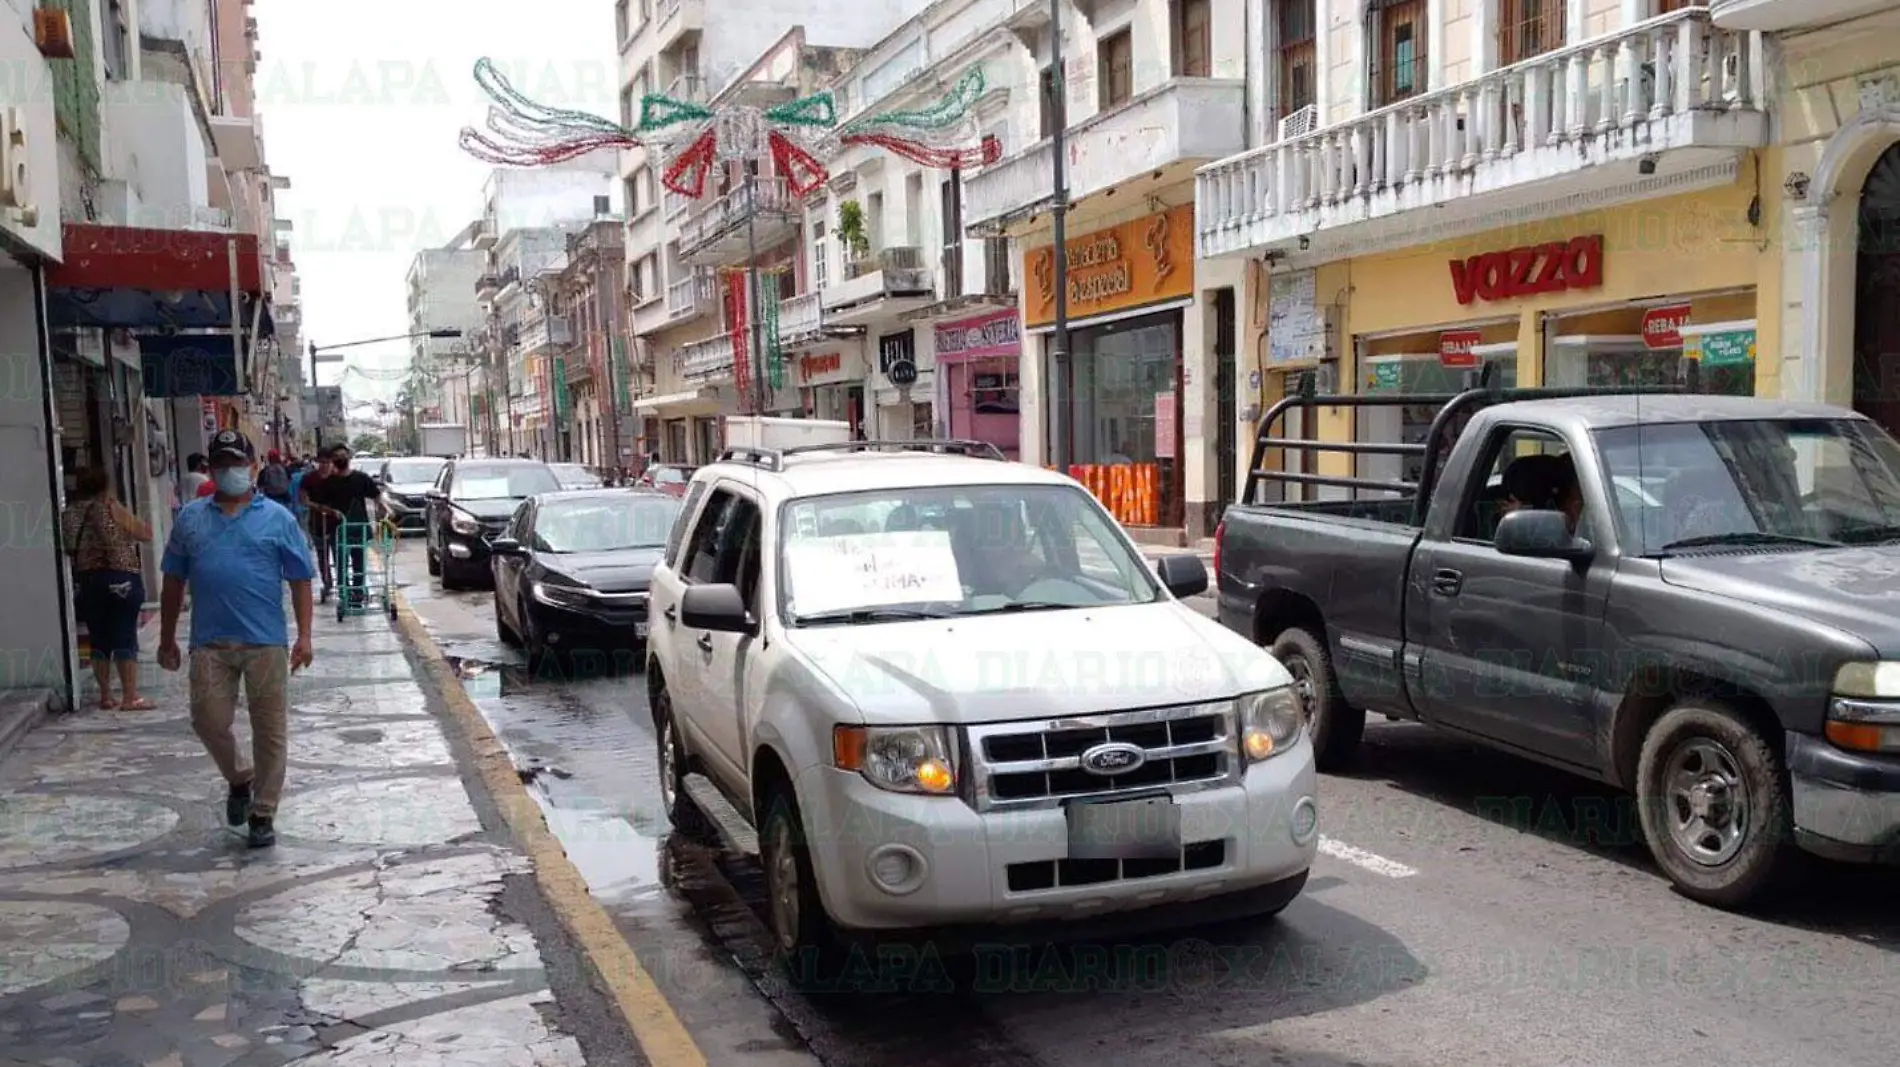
[785,530,963,615]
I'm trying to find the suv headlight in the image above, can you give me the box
[832,725,956,794]
[1238,688,1302,762]
[532,580,591,609]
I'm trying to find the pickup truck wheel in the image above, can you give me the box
[760,789,840,973]
[1635,701,1800,909]
[655,693,713,841]
[1270,627,1365,771]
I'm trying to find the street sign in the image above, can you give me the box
[1642,304,1692,349]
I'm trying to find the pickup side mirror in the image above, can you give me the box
[1495,509,1593,563]
[1154,553,1209,599]
[488,537,524,556]
[682,583,753,634]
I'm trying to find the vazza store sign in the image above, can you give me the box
[1450,234,1603,305]
[1025,204,1195,328]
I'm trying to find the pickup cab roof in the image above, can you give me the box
[1483,394,1854,433]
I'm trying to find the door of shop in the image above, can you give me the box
[1855,142,1900,439]
[1214,290,1238,515]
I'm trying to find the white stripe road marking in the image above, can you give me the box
[1318,836,1419,878]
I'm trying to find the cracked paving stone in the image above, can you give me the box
[0,903,128,997]
[0,850,387,917]
[234,851,538,980]
[287,992,584,1066]
[294,721,453,770]
[293,683,433,720]
[273,778,482,848]
[115,996,158,1012]
[194,1004,226,1022]
[0,796,179,870]
[297,979,500,1021]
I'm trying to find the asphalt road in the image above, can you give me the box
[389,537,1900,1067]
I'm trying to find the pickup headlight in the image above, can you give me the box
[449,511,480,536]
[832,725,956,794]
[532,580,592,609]
[1238,688,1303,762]
[1828,663,1900,753]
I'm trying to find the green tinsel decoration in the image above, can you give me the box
[762,285,784,390]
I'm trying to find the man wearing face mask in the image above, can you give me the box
[310,444,384,607]
[156,430,317,849]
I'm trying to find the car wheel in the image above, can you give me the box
[1269,626,1365,772]
[440,558,465,592]
[517,595,547,666]
[1636,700,1801,909]
[759,786,840,975]
[495,594,520,647]
[654,689,713,841]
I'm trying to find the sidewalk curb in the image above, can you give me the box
[390,592,708,1067]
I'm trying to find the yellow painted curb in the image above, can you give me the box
[391,592,709,1067]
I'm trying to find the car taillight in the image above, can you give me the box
[1212,518,1225,577]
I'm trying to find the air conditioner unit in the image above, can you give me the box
[1278,105,1317,142]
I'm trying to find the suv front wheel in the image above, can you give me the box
[759,787,838,972]
[654,689,712,841]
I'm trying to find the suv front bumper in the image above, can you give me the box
[793,738,1319,933]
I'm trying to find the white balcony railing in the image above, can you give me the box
[666,271,716,321]
[1196,9,1766,259]
[520,315,572,353]
[823,246,933,312]
[678,331,735,382]
[778,291,823,347]
[678,176,799,260]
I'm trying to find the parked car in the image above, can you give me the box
[1215,380,1900,908]
[638,463,695,497]
[648,440,1316,964]
[549,462,604,490]
[490,489,683,662]
[378,456,448,532]
[424,457,561,590]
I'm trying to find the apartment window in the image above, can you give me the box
[615,0,630,41]
[627,167,655,214]
[101,0,130,81]
[1039,66,1063,139]
[1368,0,1427,107]
[1276,0,1317,121]
[620,86,636,130]
[812,220,830,290]
[1172,0,1212,79]
[940,176,963,295]
[1498,0,1564,66]
[1098,30,1134,111]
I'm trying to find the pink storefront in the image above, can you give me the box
[934,308,1020,459]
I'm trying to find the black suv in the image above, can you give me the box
[424,457,561,590]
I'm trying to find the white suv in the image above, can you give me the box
[646,442,1318,958]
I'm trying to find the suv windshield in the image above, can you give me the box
[385,459,444,484]
[1596,417,1900,556]
[778,484,1161,623]
[536,496,680,552]
[452,464,560,500]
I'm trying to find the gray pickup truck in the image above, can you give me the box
[1214,378,1900,907]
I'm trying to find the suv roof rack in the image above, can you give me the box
[716,438,1006,472]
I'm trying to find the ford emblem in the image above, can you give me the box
[1079,741,1146,776]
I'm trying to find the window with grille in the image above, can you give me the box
[1498,0,1564,66]
[1277,0,1317,119]
[812,220,830,290]
[102,0,129,81]
[1368,0,1426,107]
[615,0,629,41]
[1172,0,1211,78]
[1040,66,1062,138]
[1099,30,1134,110]
[619,87,635,129]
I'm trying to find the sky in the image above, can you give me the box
[251,0,617,409]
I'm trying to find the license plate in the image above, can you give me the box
[634,622,649,638]
[1066,795,1180,860]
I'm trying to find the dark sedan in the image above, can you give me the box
[490,490,684,663]
[425,458,562,590]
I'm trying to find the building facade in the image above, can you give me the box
[406,228,487,433]
[549,220,631,468]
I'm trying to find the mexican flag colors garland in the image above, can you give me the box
[724,270,752,405]
[762,284,784,390]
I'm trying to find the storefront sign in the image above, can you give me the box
[200,398,219,435]
[1699,329,1755,367]
[879,330,917,386]
[1642,304,1692,349]
[797,351,851,386]
[1024,205,1195,328]
[1438,330,1483,368]
[1449,235,1604,305]
[934,309,1019,363]
[1154,391,1176,458]
[1366,362,1403,392]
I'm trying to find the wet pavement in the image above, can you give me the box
[0,599,643,1066]
[390,537,1900,1067]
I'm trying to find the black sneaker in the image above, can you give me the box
[247,816,276,849]
[225,781,252,826]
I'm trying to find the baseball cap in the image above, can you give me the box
[208,429,254,464]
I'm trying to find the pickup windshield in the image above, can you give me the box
[1596,417,1900,556]
[779,484,1162,623]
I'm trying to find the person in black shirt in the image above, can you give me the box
[311,444,385,603]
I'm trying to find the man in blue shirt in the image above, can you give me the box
[158,429,317,848]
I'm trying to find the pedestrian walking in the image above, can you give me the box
[61,466,155,710]
[301,451,339,600]
[258,450,293,508]
[181,453,210,502]
[309,444,383,607]
[157,429,316,849]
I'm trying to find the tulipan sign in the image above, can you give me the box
[1449,235,1604,305]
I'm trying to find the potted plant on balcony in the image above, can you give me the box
[837,199,873,278]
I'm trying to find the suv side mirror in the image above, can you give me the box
[1495,509,1593,563]
[1154,553,1209,598]
[682,584,753,633]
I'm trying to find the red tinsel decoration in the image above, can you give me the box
[725,271,752,404]
[460,129,636,167]
[767,131,830,197]
[661,130,719,197]
[840,132,1002,170]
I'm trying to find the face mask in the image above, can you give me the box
[214,467,253,496]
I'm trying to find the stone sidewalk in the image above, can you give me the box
[0,608,603,1066]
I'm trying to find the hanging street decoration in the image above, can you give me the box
[724,272,753,401]
[458,59,1002,197]
[761,285,784,391]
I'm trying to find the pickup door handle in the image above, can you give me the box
[1432,569,1464,597]
[696,633,714,654]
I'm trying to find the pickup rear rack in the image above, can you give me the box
[1245,361,1693,524]
[717,438,1006,472]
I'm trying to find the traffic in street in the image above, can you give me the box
[390,528,1900,1067]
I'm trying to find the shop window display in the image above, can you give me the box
[1045,316,1181,526]
[1356,353,1517,494]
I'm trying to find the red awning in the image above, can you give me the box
[44,224,271,332]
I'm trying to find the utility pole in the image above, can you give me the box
[744,179,768,416]
[1048,0,1073,470]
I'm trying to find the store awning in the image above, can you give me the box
[632,388,716,411]
[44,224,274,334]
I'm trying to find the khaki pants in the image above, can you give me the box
[189,645,290,817]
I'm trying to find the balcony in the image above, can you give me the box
[665,74,705,102]
[777,291,827,349]
[475,274,501,299]
[964,78,1247,234]
[678,331,734,383]
[678,177,801,265]
[663,270,717,327]
[653,0,702,49]
[566,343,596,385]
[823,246,934,325]
[1196,9,1767,262]
[1711,0,1891,30]
[209,115,260,171]
[473,220,496,250]
[520,314,572,353]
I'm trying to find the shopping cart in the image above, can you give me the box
[334,519,399,621]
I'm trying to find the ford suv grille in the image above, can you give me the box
[965,703,1237,811]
